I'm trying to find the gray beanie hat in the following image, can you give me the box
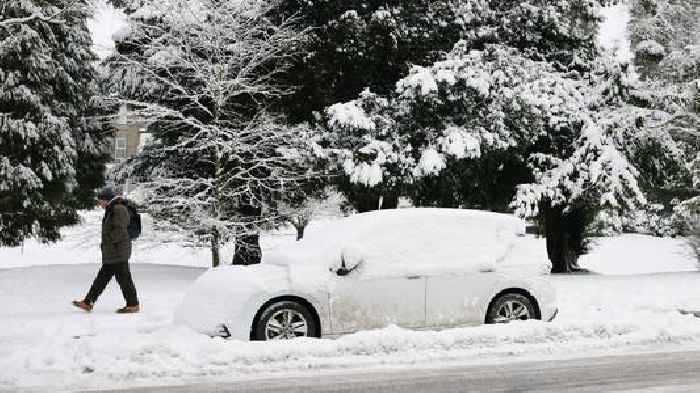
[97,187,117,201]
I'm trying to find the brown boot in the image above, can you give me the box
[72,300,93,312]
[116,305,140,314]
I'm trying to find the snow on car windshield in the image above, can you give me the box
[265,208,531,278]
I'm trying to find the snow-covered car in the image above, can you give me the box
[174,209,557,340]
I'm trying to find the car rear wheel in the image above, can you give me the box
[253,300,319,341]
[486,293,536,324]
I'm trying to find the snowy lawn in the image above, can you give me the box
[1,215,700,391]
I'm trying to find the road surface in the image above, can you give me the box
[87,350,700,393]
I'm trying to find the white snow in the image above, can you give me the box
[396,66,439,97]
[413,147,446,176]
[347,161,384,187]
[1,212,700,390]
[438,126,481,159]
[578,234,698,275]
[87,0,127,60]
[326,100,375,130]
[636,39,666,56]
[598,3,633,62]
[0,209,217,269]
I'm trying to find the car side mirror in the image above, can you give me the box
[331,253,362,277]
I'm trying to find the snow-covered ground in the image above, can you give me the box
[0,209,216,269]
[579,234,699,275]
[1,212,700,391]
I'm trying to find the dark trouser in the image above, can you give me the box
[85,263,139,306]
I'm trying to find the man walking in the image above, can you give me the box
[72,188,140,313]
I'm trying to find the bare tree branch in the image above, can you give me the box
[107,0,321,267]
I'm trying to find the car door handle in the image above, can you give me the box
[479,268,494,273]
[405,275,422,280]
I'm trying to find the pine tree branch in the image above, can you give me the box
[0,0,80,28]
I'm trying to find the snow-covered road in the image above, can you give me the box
[84,350,700,393]
[2,253,700,391]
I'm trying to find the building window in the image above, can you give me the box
[115,137,128,160]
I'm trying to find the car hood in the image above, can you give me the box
[173,263,290,335]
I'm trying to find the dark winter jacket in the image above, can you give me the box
[101,199,132,264]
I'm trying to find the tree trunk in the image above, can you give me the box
[543,203,578,273]
[348,186,399,212]
[232,233,261,265]
[232,203,262,265]
[294,223,305,241]
[211,228,221,268]
[212,132,222,269]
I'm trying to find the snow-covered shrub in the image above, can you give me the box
[671,196,700,261]
[589,203,678,238]
[588,210,623,237]
[628,0,699,244]
[635,40,665,57]
[672,197,700,235]
[618,204,676,237]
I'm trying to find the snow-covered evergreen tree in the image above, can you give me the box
[107,0,314,267]
[628,0,699,234]
[325,0,605,214]
[629,0,698,149]
[0,0,108,247]
[279,0,607,212]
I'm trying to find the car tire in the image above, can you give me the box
[253,300,319,341]
[486,293,537,324]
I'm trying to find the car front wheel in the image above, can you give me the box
[486,293,536,324]
[253,300,319,340]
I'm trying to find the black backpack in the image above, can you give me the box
[125,203,142,240]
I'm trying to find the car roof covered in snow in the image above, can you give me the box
[265,208,531,278]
